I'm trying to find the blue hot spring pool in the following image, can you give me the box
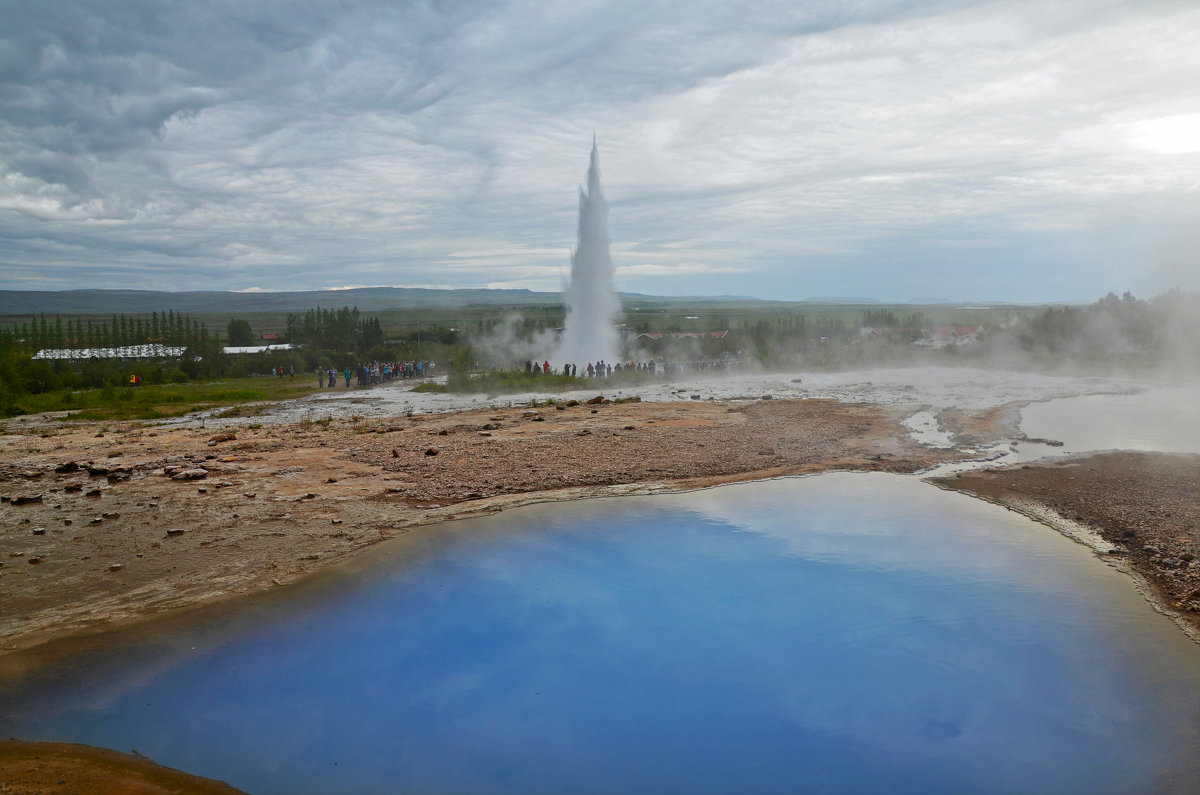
[2,473,1199,794]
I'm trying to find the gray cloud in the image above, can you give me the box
[1,0,1197,300]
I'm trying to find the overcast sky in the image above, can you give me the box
[2,0,1198,302]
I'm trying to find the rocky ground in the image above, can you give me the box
[0,396,972,664]
[933,451,1200,639]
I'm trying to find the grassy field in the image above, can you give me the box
[11,376,324,422]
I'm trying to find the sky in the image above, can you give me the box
[1,0,1198,303]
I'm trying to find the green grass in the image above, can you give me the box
[15,377,324,421]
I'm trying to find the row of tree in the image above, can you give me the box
[283,307,385,351]
[6,310,213,352]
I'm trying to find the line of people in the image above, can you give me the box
[523,359,663,378]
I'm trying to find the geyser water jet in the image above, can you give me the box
[556,138,621,367]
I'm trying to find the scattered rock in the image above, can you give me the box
[11,495,43,506]
[171,468,209,481]
[586,395,604,405]
[32,527,45,535]
[392,449,400,458]
[85,488,102,497]
[28,556,43,565]
[166,528,186,536]
[55,462,82,473]
[425,448,439,456]
[109,563,124,572]
[437,428,449,436]
[207,432,237,445]
[64,483,82,492]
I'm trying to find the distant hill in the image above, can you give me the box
[0,287,565,316]
[1,288,1024,318]
[0,288,779,316]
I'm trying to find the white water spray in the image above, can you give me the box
[555,138,621,367]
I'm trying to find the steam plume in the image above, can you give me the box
[556,138,621,366]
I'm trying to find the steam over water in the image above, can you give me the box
[556,139,621,367]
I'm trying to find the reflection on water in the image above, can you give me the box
[1019,385,1200,456]
[2,474,1199,795]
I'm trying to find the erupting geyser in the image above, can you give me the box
[556,138,621,367]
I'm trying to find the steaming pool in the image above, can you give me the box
[3,473,1199,794]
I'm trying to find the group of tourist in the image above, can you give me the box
[522,359,669,378]
[316,360,436,389]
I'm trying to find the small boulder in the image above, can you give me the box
[171,468,209,481]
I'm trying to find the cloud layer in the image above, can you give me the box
[2,0,1198,301]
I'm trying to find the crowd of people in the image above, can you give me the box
[522,358,731,378]
[316,360,436,388]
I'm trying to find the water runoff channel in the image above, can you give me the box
[3,371,1200,794]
